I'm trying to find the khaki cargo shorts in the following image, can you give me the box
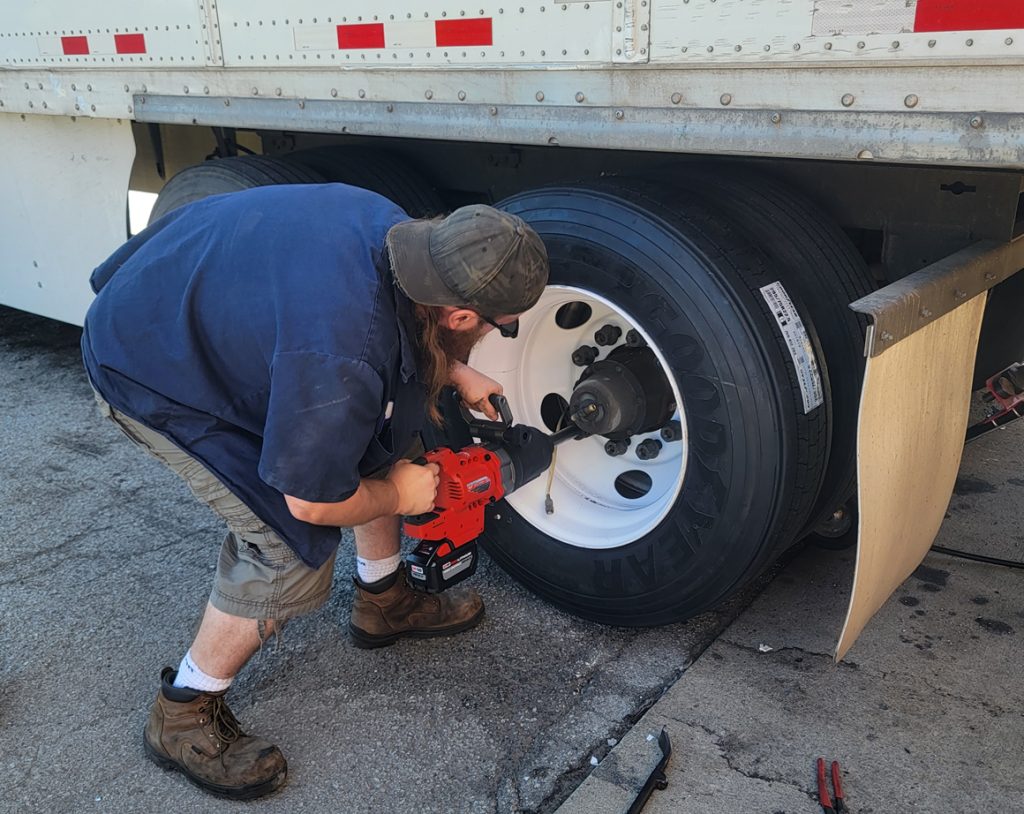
[94,392,336,621]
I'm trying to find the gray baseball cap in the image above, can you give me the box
[386,205,549,317]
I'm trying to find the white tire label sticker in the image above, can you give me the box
[760,282,824,414]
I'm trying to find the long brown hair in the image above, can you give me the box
[414,304,449,426]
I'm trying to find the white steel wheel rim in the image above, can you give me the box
[468,285,688,550]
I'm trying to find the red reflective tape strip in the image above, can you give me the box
[337,23,385,49]
[435,18,493,47]
[61,35,89,55]
[914,0,1024,32]
[115,33,146,54]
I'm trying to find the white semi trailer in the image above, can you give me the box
[3,0,1022,655]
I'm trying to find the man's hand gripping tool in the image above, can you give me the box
[403,394,583,592]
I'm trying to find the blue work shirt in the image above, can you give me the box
[82,183,426,569]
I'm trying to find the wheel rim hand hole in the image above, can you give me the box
[614,470,652,500]
[540,393,570,432]
[555,301,592,329]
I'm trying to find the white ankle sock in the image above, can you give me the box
[356,552,401,583]
[172,650,234,693]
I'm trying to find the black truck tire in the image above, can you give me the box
[148,156,326,224]
[280,147,446,218]
[663,164,874,532]
[480,181,831,625]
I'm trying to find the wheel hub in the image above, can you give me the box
[569,346,675,440]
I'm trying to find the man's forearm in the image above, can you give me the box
[284,478,399,528]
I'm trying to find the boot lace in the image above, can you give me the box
[198,696,242,749]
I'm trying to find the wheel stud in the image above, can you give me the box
[594,324,622,346]
[660,420,683,442]
[572,345,599,367]
[604,438,630,457]
[625,329,647,348]
[636,438,663,460]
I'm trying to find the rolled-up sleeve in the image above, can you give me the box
[258,352,383,503]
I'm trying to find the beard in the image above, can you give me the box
[437,323,488,365]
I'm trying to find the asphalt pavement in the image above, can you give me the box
[0,304,751,813]
[4,302,1021,814]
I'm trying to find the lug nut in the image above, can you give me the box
[604,438,630,457]
[660,420,683,442]
[625,329,647,348]
[572,345,599,366]
[636,439,663,460]
[594,324,622,346]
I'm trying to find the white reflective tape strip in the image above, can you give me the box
[760,281,824,414]
[37,36,62,56]
[386,20,436,49]
[293,25,338,51]
[812,0,917,36]
[86,34,118,55]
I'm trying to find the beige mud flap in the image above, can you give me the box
[837,238,1024,660]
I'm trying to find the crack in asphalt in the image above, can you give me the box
[689,721,820,803]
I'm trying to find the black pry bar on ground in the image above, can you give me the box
[625,728,671,814]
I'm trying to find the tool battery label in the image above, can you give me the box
[759,282,824,414]
[466,476,491,494]
[409,564,426,580]
[441,552,474,580]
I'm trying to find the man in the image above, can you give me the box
[81,181,548,800]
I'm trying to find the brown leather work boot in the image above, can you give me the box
[349,563,485,648]
[143,668,287,800]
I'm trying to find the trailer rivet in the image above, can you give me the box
[274,87,282,96]
[139,96,146,104]
[203,86,210,95]
[358,89,366,98]
[386,103,394,112]
[793,42,801,51]
[928,39,937,47]
[90,104,96,111]
[184,85,190,94]
[904,94,919,108]
[141,84,147,93]
[425,89,434,99]
[1005,37,1014,45]
[771,112,782,124]
[892,40,899,49]
[856,41,865,49]
[123,84,129,92]
[298,99,305,108]
[706,45,714,52]
[536,91,545,102]
[28,101,34,108]
[224,98,231,106]
[720,93,732,105]
[763,44,770,51]
[25,82,31,90]
[87,84,92,91]
[670,92,682,104]
[489,105,498,115]
[824,41,832,50]
[920,308,932,318]
[965,38,973,46]
[614,109,624,119]
[41,101,47,108]
[841,93,855,107]
[575,92,585,103]
[251,87,259,95]
[330,88,338,97]
[127,106,133,113]
[970,115,984,128]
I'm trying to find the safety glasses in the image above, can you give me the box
[479,314,520,339]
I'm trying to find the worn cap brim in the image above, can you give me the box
[385,220,463,307]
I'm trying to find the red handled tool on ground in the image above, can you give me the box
[816,758,849,814]
[403,393,585,592]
